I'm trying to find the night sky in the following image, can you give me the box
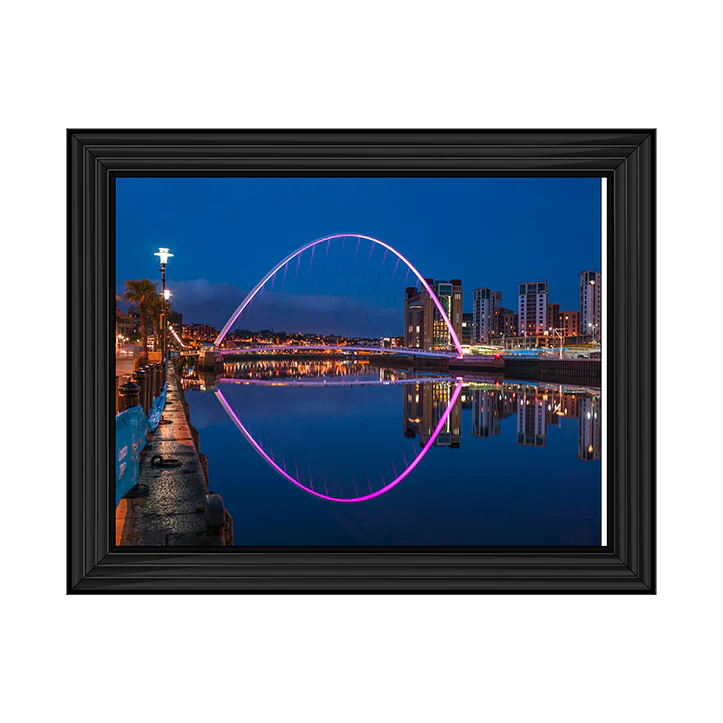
[116,177,601,337]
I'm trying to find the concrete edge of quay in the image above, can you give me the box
[115,361,233,547]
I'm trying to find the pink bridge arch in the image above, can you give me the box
[214,233,464,357]
[215,378,464,503]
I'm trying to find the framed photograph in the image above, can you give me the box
[68,129,655,593]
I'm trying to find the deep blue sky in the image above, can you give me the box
[116,177,601,336]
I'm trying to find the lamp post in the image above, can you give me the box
[154,247,173,362]
[548,327,564,359]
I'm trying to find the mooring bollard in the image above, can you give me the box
[204,494,226,531]
[154,363,163,395]
[119,381,141,412]
[132,368,148,415]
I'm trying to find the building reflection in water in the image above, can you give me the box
[466,382,601,460]
[181,357,601,462]
[404,378,601,460]
[578,395,601,461]
[404,380,462,449]
[223,358,376,381]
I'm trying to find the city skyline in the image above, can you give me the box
[116,177,601,336]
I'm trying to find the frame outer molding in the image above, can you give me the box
[68,130,655,594]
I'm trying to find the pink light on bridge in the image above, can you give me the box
[214,234,464,357]
[214,379,464,503]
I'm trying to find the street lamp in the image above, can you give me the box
[154,247,173,362]
[548,327,564,359]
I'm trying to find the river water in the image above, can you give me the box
[181,359,602,546]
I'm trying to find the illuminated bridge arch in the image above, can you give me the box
[215,233,464,357]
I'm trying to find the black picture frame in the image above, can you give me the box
[68,129,655,594]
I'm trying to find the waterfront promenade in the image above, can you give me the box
[115,364,232,546]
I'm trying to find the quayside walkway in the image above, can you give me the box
[115,365,232,546]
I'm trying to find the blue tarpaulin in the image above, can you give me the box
[148,382,167,432]
[115,383,167,506]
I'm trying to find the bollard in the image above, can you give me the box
[204,494,226,531]
[132,369,148,415]
[118,381,141,412]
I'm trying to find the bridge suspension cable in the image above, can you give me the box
[214,233,464,357]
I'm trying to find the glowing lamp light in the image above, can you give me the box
[155,247,174,265]
[163,289,171,300]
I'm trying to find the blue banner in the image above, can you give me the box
[115,382,168,506]
[148,382,167,431]
[116,406,149,506]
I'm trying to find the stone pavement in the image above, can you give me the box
[115,365,231,546]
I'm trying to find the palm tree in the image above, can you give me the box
[148,294,163,347]
[123,279,159,353]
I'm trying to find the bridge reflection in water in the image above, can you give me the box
[180,359,601,523]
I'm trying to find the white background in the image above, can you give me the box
[1,1,720,721]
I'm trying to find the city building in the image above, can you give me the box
[498,308,518,338]
[518,281,549,337]
[116,311,136,338]
[557,310,580,337]
[404,279,462,351]
[461,313,473,345]
[182,323,218,342]
[547,303,560,328]
[169,310,183,337]
[380,336,404,349]
[404,286,428,349]
[579,270,601,341]
[472,288,502,343]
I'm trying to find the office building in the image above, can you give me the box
[404,279,463,351]
[557,310,580,337]
[472,288,502,343]
[580,270,601,341]
[518,281,549,336]
[461,312,473,345]
[498,308,518,337]
[547,303,560,329]
[182,323,218,342]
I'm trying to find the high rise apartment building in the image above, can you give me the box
[518,281,549,336]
